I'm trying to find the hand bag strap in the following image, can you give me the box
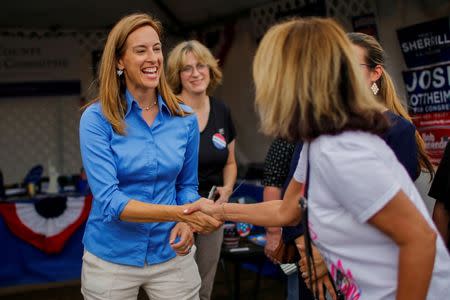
[301,144,344,300]
[301,144,318,296]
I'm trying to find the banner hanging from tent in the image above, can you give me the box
[0,36,81,97]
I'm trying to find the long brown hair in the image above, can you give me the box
[253,18,388,142]
[94,13,187,135]
[348,32,434,179]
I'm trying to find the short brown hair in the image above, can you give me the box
[166,40,222,95]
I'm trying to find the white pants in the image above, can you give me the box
[81,248,201,300]
[194,226,223,300]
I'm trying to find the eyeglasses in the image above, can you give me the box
[180,63,208,75]
[360,63,374,69]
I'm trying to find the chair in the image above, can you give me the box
[23,164,44,195]
[23,165,44,186]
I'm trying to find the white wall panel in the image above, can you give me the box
[0,30,107,184]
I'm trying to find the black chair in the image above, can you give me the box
[22,164,44,195]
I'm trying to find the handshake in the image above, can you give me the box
[179,198,225,234]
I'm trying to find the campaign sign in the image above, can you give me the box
[397,17,450,68]
[412,112,450,165]
[403,63,450,115]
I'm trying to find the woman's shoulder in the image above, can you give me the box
[176,103,198,127]
[178,102,194,114]
[210,97,230,112]
[385,111,415,133]
[170,101,195,120]
[80,102,108,126]
[82,101,103,118]
[316,131,385,152]
[312,132,392,170]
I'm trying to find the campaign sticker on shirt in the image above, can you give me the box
[212,133,227,150]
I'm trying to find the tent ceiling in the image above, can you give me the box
[0,0,271,33]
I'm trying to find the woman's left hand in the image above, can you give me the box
[296,237,337,300]
[215,186,232,204]
[169,222,194,256]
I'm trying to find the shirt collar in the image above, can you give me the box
[124,89,172,118]
[157,93,172,119]
[124,90,134,117]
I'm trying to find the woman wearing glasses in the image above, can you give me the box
[348,32,434,181]
[167,40,237,300]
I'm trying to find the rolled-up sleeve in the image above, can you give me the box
[79,106,130,222]
[175,115,201,204]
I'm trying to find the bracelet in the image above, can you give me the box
[221,203,226,221]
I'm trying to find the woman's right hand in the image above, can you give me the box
[183,198,224,221]
[181,199,223,233]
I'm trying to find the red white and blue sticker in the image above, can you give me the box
[212,133,227,150]
[236,222,252,237]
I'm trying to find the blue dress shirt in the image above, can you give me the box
[79,90,200,267]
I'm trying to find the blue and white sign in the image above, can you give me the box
[403,63,450,114]
[397,17,450,69]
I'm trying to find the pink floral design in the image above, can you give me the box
[329,259,362,300]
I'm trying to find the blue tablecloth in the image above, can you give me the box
[0,182,277,287]
[0,194,88,287]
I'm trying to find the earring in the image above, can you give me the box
[116,69,123,76]
[371,82,379,95]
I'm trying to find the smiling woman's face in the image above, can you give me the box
[179,51,210,96]
[118,25,163,95]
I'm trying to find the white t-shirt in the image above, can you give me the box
[294,131,450,300]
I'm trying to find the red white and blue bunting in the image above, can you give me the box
[0,195,92,254]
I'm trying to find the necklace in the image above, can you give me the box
[142,101,157,111]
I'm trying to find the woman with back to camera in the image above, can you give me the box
[292,32,438,290]
[79,13,221,300]
[186,17,450,300]
[167,40,237,300]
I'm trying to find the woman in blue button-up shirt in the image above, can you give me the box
[79,13,221,300]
